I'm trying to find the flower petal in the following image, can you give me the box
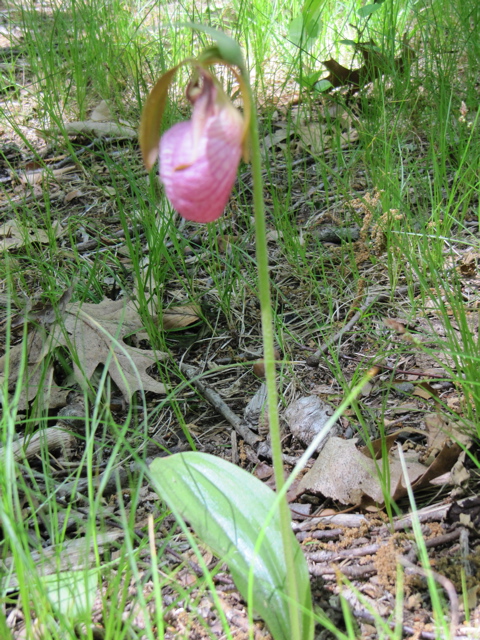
[159,107,243,223]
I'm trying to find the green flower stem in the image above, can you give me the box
[246,82,303,640]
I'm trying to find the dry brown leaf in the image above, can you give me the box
[0,219,61,251]
[64,189,84,203]
[162,303,201,330]
[412,382,439,400]
[297,437,395,505]
[0,330,69,410]
[0,298,167,408]
[383,317,407,334]
[262,126,289,151]
[297,422,468,506]
[424,412,470,450]
[9,284,74,332]
[217,235,239,252]
[457,250,478,277]
[90,100,113,122]
[295,121,330,154]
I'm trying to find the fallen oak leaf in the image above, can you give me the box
[0,329,69,410]
[0,298,167,407]
[8,283,75,332]
[58,299,167,400]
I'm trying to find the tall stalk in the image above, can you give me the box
[246,80,302,640]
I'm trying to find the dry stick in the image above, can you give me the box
[459,528,473,577]
[376,501,452,533]
[0,426,76,462]
[307,293,380,366]
[309,562,376,579]
[399,556,460,639]
[180,363,260,447]
[75,225,142,252]
[164,545,233,586]
[352,608,442,640]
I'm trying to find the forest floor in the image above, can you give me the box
[1,1,480,639]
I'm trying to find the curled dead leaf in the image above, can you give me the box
[162,304,201,330]
[297,422,469,507]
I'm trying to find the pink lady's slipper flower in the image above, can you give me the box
[159,69,244,223]
[139,57,249,224]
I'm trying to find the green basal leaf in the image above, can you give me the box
[339,39,357,46]
[302,0,323,38]
[41,569,98,619]
[287,15,318,51]
[149,452,313,640]
[288,15,305,45]
[296,70,323,89]
[314,79,333,93]
[358,3,383,18]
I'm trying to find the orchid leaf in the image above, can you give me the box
[149,452,313,640]
[288,0,323,51]
[139,65,180,170]
[358,2,384,18]
[302,0,323,38]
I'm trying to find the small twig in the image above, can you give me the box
[165,545,203,576]
[309,562,376,578]
[295,528,344,542]
[376,502,452,533]
[459,528,473,577]
[306,530,460,575]
[52,138,102,169]
[180,363,260,447]
[399,556,459,639]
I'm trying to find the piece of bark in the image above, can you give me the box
[0,426,76,461]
